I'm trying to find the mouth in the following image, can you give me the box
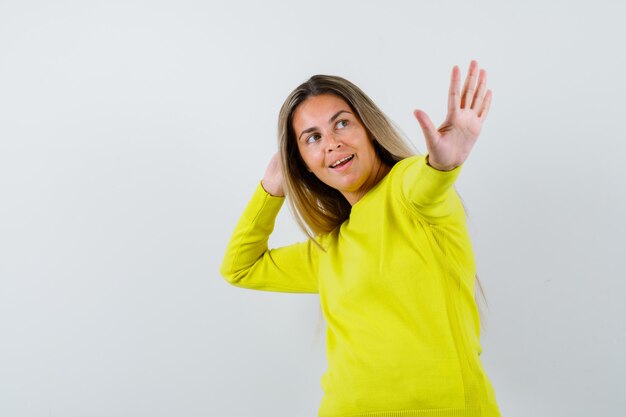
[329,154,354,169]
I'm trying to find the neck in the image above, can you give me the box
[344,161,391,206]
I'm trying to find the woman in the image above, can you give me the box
[220,61,500,417]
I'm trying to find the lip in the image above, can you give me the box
[328,154,354,172]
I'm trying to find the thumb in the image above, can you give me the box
[413,110,438,149]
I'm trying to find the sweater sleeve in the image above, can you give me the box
[219,183,319,293]
[396,155,464,224]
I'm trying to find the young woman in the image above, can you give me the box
[220,61,500,417]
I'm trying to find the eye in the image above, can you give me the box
[305,133,321,144]
[336,119,349,129]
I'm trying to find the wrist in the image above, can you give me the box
[261,179,285,197]
[425,154,456,172]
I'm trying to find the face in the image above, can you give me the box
[292,94,385,205]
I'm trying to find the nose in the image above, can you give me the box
[326,134,341,152]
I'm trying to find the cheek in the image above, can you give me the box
[299,147,323,172]
[297,148,314,173]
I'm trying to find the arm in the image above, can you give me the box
[401,60,492,222]
[219,155,319,293]
[397,155,463,223]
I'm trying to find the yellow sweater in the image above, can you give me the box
[220,155,500,417]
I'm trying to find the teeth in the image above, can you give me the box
[330,155,353,168]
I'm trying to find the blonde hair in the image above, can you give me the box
[278,74,415,240]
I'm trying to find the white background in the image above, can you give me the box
[1,0,625,416]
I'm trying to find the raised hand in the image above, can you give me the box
[261,152,285,197]
[413,60,492,171]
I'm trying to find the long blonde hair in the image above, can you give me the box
[278,74,415,240]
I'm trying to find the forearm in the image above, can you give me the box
[220,182,284,285]
[219,183,319,293]
[398,155,464,223]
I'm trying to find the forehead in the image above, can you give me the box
[292,94,351,131]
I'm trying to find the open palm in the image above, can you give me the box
[414,60,492,171]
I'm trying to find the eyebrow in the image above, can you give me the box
[298,110,352,141]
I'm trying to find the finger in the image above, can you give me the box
[478,89,493,121]
[447,65,461,113]
[461,60,478,108]
[471,69,487,110]
[413,109,439,148]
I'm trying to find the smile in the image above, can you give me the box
[329,154,354,168]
